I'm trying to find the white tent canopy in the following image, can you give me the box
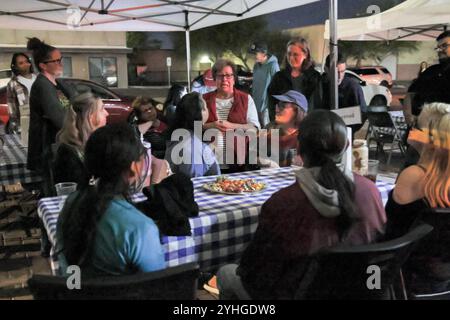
[1,0,342,107]
[1,0,322,89]
[324,0,449,41]
[0,0,318,31]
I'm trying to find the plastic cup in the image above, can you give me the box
[365,160,379,183]
[55,182,78,196]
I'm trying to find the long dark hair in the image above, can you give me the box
[163,84,186,110]
[26,37,57,72]
[171,92,205,133]
[298,110,358,239]
[10,52,34,76]
[58,122,145,266]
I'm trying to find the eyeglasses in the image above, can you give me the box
[216,73,234,80]
[43,57,63,65]
[435,43,450,52]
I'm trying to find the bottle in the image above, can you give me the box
[352,139,368,176]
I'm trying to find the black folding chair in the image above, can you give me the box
[295,224,433,300]
[405,208,450,299]
[365,107,406,166]
[28,262,200,300]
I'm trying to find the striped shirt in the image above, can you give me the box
[214,96,260,166]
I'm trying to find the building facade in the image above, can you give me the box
[0,30,131,88]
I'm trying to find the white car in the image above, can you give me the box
[345,70,392,107]
[0,69,12,88]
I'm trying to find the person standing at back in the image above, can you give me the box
[26,37,71,196]
[321,53,367,136]
[249,42,280,127]
[267,37,322,121]
[6,52,37,135]
[402,31,450,168]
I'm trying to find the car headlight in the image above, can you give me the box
[106,76,117,86]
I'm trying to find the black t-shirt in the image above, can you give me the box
[408,62,450,116]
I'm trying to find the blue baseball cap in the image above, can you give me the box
[272,90,308,113]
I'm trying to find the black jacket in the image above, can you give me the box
[52,143,87,186]
[267,66,322,121]
[136,173,199,236]
[408,61,450,116]
[27,74,70,172]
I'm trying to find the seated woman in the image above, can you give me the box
[260,90,308,167]
[165,92,220,178]
[385,102,450,292]
[129,96,168,159]
[56,122,165,276]
[216,110,386,300]
[53,92,109,186]
[386,102,450,237]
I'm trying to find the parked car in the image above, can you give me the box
[345,70,392,106]
[0,86,9,129]
[347,66,393,88]
[0,78,134,133]
[57,78,133,123]
[0,69,12,88]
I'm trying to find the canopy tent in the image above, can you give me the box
[0,0,340,107]
[324,0,449,41]
[1,0,324,90]
[0,0,319,32]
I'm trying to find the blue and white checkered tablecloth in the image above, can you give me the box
[0,134,42,185]
[37,166,394,274]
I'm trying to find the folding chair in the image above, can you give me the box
[365,107,406,166]
[295,224,433,300]
[405,208,450,300]
[28,262,200,300]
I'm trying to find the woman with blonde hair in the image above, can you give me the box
[386,102,450,238]
[385,102,450,294]
[53,92,109,186]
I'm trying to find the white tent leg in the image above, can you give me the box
[186,29,191,92]
[329,0,338,110]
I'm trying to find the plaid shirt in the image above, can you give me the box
[6,74,35,123]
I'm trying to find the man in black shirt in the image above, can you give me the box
[405,30,450,123]
[403,31,450,167]
[321,53,367,135]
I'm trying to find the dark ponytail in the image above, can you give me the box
[58,122,145,266]
[298,110,358,240]
[26,37,57,72]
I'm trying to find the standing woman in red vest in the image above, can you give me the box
[203,59,260,170]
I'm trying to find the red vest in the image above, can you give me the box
[203,89,250,166]
[203,89,249,124]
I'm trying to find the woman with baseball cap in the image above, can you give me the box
[260,90,308,167]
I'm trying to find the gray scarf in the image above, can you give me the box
[296,164,354,218]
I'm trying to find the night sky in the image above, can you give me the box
[266,0,406,30]
[148,0,406,49]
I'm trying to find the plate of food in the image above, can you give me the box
[203,176,267,195]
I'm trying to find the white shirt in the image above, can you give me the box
[17,74,37,96]
[214,95,260,166]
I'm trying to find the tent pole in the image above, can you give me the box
[186,29,191,91]
[185,10,191,92]
[329,0,338,110]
